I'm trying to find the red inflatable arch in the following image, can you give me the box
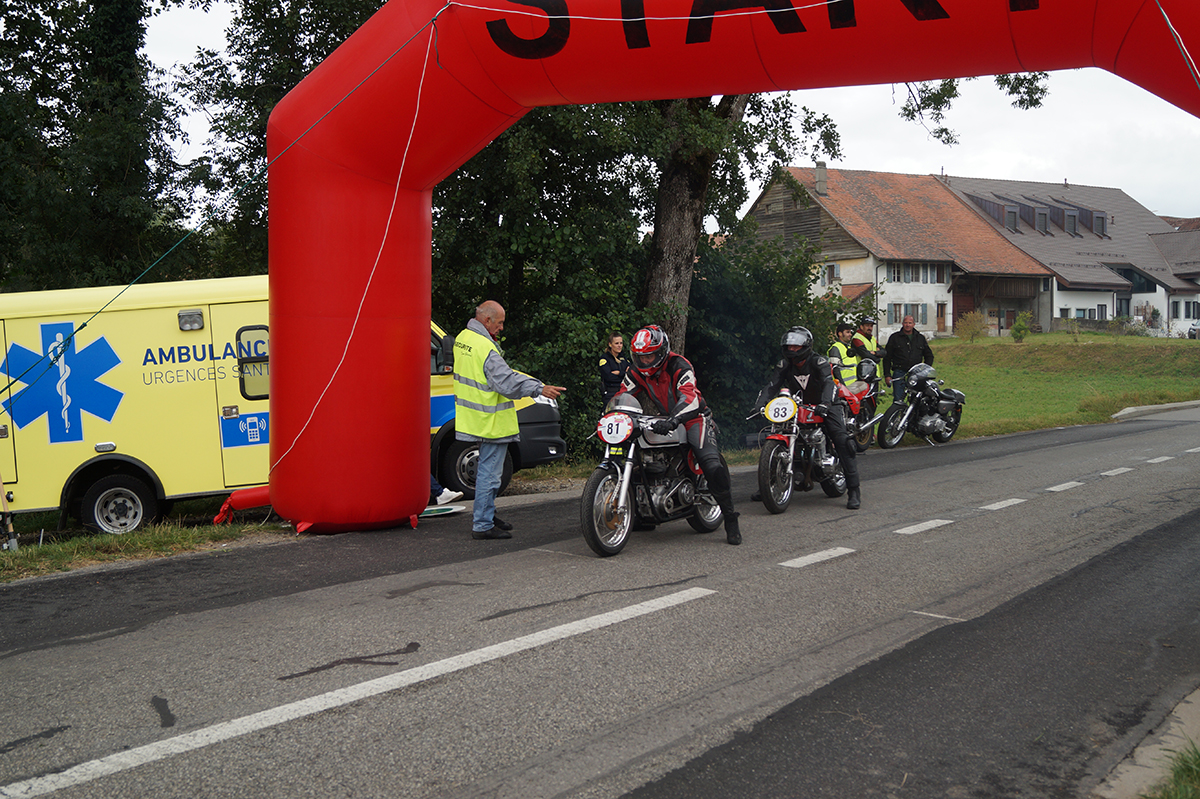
[265,0,1200,532]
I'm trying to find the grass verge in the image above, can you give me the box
[1140,739,1200,799]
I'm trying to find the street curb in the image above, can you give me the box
[1111,399,1200,420]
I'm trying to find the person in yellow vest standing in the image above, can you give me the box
[827,321,860,387]
[850,317,881,366]
[454,301,565,540]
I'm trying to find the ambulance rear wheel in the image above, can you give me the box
[439,441,513,500]
[82,475,157,535]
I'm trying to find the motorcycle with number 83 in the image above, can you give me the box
[751,388,846,514]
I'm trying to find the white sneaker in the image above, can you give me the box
[436,488,464,505]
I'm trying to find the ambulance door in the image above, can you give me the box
[208,301,270,488]
[0,321,16,491]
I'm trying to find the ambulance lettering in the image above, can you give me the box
[1,322,123,444]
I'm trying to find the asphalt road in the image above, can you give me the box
[2,410,1199,798]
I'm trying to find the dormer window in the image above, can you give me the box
[1093,213,1107,236]
[1005,208,1018,231]
[1036,211,1048,234]
[1065,211,1078,236]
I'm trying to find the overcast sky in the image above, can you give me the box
[144,4,1200,220]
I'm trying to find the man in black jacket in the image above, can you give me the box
[883,315,934,403]
[753,326,861,510]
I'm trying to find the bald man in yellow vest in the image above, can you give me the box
[454,301,565,540]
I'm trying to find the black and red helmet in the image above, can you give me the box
[781,326,813,366]
[631,325,669,375]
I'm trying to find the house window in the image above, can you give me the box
[1036,211,1048,233]
[1005,209,1018,230]
[1042,278,1052,292]
[1065,212,1078,236]
[1088,308,1096,320]
[1059,308,1070,318]
[1094,214,1107,236]
[1171,300,1180,319]
[1075,308,1087,318]
[888,303,903,325]
[902,303,928,326]
[936,264,947,284]
[1097,305,1107,321]
[889,264,903,283]
[820,263,841,286]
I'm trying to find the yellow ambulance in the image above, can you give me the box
[0,275,563,535]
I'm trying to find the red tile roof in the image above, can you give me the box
[787,167,1052,277]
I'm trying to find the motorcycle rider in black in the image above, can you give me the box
[754,326,862,510]
[616,325,741,545]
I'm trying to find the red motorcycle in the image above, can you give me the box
[838,360,884,452]
[752,389,846,514]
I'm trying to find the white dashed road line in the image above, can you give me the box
[980,498,1026,511]
[1046,481,1084,492]
[1102,468,1134,476]
[779,547,856,569]
[0,588,715,799]
[911,610,966,622]
[1146,456,1175,463]
[894,519,953,536]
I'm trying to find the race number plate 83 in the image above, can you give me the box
[764,395,797,423]
[598,413,634,444]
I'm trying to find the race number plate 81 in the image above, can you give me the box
[598,413,634,444]
[764,395,797,423]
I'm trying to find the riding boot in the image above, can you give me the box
[846,486,861,510]
[724,511,741,545]
[711,485,740,545]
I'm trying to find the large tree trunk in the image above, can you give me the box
[644,95,749,354]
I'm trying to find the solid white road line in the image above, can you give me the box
[1102,467,1134,476]
[980,498,1026,511]
[894,520,953,536]
[779,547,856,569]
[1046,481,1084,492]
[0,588,715,799]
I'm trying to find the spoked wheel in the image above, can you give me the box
[580,467,632,556]
[687,492,723,532]
[853,399,876,452]
[877,404,908,449]
[933,407,962,443]
[757,439,793,514]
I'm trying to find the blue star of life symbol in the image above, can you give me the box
[1,322,123,444]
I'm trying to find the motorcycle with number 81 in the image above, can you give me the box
[579,395,724,556]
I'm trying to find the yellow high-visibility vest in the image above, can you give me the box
[829,341,859,384]
[453,328,519,439]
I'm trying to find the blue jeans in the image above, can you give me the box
[472,441,507,533]
[891,369,907,403]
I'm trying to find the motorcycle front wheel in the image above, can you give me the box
[877,404,908,449]
[933,407,963,443]
[580,467,632,557]
[757,439,794,514]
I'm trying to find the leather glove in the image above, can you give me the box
[650,417,679,435]
[814,404,832,419]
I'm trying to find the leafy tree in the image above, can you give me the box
[956,311,988,343]
[1010,311,1033,343]
[0,0,190,291]
[687,233,875,443]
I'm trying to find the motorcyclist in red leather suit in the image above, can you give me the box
[615,325,741,545]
